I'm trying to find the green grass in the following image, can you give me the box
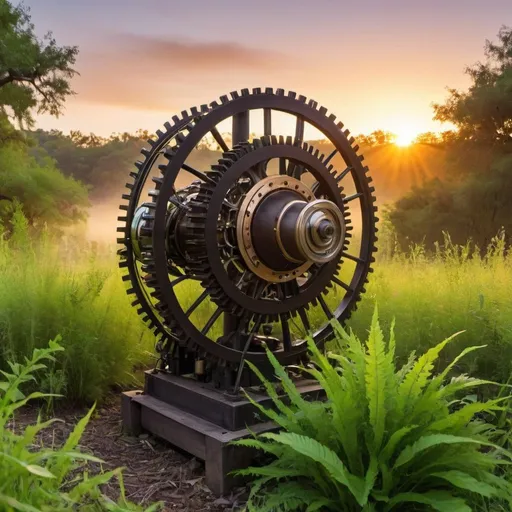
[0,207,155,404]
[343,231,512,385]
[1,202,510,405]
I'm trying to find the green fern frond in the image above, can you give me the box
[262,431,367,505]
[365,306,390,451]
[384,490,471,512]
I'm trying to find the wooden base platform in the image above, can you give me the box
[121,371,323,496]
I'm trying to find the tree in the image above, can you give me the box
[389,27,512,249]
[414,132,440,145]
[0,0,78,126]
[433,25,512,146]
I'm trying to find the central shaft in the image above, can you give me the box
[236,175,345,282]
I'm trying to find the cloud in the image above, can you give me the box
[73,34,290,110]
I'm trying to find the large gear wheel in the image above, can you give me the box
[117,87,378,377]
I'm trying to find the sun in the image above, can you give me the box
[394,129,417,147]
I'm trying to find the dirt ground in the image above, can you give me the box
[11,397,248,511]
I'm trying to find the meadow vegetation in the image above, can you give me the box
[0,204,155,404]
[234,313,512,511]
[0,339,160,511]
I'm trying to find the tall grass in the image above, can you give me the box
[0,206,155,403]
[2,202,510,404]
[342,231,512,385]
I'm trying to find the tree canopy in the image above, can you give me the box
[433,25,512,146]
[0,0,78,126]
[388,26,512,250]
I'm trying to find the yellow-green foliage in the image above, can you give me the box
[0,339,160,511]
[344,231,512,385]
[0,206,155,403]
[234,311,512,511]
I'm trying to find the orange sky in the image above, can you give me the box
[24,0,511,139]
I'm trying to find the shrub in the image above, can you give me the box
[235,310,512,511]
[0,338,160,511]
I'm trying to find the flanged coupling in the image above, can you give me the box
[273,198,345,265]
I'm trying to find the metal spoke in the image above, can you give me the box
[210,127,229,152]
[233,111,250,144]
[292,164,305,179]
[185,289,209,317]
[342,252,365,264]
[324,148,338,166]
[332,276,354,293]
[233,315,263,392]
[182,163,216,185]
[201,306,223,335]
[318,294,333,320]
[344,192,363,203]
[170,274,188,287]
[336,166,353,184]
[263,108,272,136]
[279,157,287,175]
[298,307,311,333]
[294,115,305,142]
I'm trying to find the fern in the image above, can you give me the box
[233,307,512,511]
[0,340,161,511]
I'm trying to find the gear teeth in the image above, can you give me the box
[156,129,164,138]
[253,87,262,94]
[308,99,318,109]
[230,91,240,99]
[337,121,345,130]
[353,144,360,152]
[135,160,144,170]
[122,193,131,201]
[261,135,271,146]
[276,88,285,96]
[125,182,134,190]
[241,88,250,96]
[265,87,274,94]
[343,129,350,138]
[298,95,306,103]
[220,95,229,104]
[191,106,199,116]
[319,106,327,116]
[147,138,156,147]
[285,135,293,145]
[287,91,297,99]
[328,113,336,122]
[164,148,175,159]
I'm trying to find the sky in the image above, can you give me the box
[23,0,511,139]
